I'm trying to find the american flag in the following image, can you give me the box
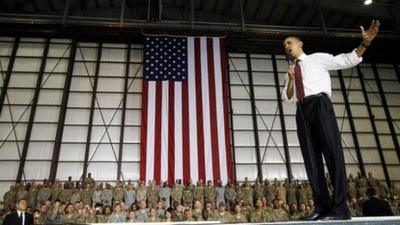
[140,36,234,184]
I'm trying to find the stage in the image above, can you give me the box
[90,217,400,225]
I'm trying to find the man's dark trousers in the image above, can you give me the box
[296,93,349,215]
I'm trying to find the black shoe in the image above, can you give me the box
[319,213,351,221]
[302,212,322,221]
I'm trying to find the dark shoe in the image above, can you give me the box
[319,213,351,221]
[302,212,322,221]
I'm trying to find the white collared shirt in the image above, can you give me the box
[282,49,362,103]
[17,210,25,225]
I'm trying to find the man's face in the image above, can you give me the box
[283,37,303,59]
[17,200,27,211]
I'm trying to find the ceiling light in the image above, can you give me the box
[364,0,372,5]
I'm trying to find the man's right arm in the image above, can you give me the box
[282,67,296,104]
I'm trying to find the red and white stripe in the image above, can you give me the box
[140,37,233,184]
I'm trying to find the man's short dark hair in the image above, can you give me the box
[366,187,378,197]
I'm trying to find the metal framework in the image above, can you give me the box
[245,53,263,180]
[356,65,391,187]
[271,54,292,181]
[16,38,51,183]
[337,70,366,177]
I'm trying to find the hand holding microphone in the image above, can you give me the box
[286,54,295,81]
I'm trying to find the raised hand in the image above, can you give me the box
[360,20,380,45]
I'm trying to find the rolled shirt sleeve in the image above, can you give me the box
[281,72,297,104]
[318,49,363,71]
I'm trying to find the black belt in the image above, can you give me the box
[300,93,326,104]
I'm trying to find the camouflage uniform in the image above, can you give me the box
[264,181,276,207]
[224,183,236,208]
[271,207,289,221]
[16,186,28,202]
[62,213,79,224]
[136,183,148,203]
[193,183,205,206]
[37,185,51,205]
[275,182,287,204]
[242,184,254,207]
[50,182,62,203]
[59,188,73,204]
[213,210,232,222]
[249,208,267,222]
[124,185,137,209]
[235,186,245,203]
[286,183,297,206]
[171,183,183,205]
[28,185,39,208]
[101,185,113,206]
[3,186,17,212]
[92,187,103,207]
[297,185,307,205]
[147,183,159,209]
[216,185,225,206]
[204,185,216,208]
[158,183,171,209]
[81,187,93,206]
[70,188,81,203]
[182,185,194,208]
[113,185,125,203]
[347,177,357,199]
[254,183,264,202]
[357,176,368,199]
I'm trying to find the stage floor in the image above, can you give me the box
[92,216,400,225]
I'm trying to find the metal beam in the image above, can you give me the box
[337,70,366,177]
[190,0,194,30]
[271,54,292,181]
[306,9,319,27]
[0,37,19,117]
[62,0,70,26]
[31,0,39,13]
[245,53,263,181]
[238,0,246,32]
[279,3,294,25]
[334,13,348,28]
[158,0,162,21]
[265,1,278,23]
[226,57,237,182]
[117,43,131,181]
[82,43,102,184]
[289,5,306,26]
[49,38,77,182]
[147,0,151,21]
[17,38,50,183]
[316,0,327,35]
[120,0,126,27]
[371,63,400,166]
[357,65,391,187]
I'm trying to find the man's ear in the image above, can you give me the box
[299,41,303,48]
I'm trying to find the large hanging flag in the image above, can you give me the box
[140,35,233,184]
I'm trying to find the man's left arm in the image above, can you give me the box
[355,20,380,57]
[320,20,380,71]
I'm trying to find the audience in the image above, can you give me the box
[0,173,399,224]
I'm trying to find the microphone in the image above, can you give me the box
[286,54,295,66]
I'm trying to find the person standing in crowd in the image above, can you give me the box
[159,181,171,209]
[282,20,380,220]
[3,199,34,225]
[362,187,394,216]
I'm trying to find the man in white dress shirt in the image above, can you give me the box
[282,20,380,221]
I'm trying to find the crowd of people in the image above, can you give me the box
[1,172,399,224]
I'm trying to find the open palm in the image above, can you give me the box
[361,20,380,44]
